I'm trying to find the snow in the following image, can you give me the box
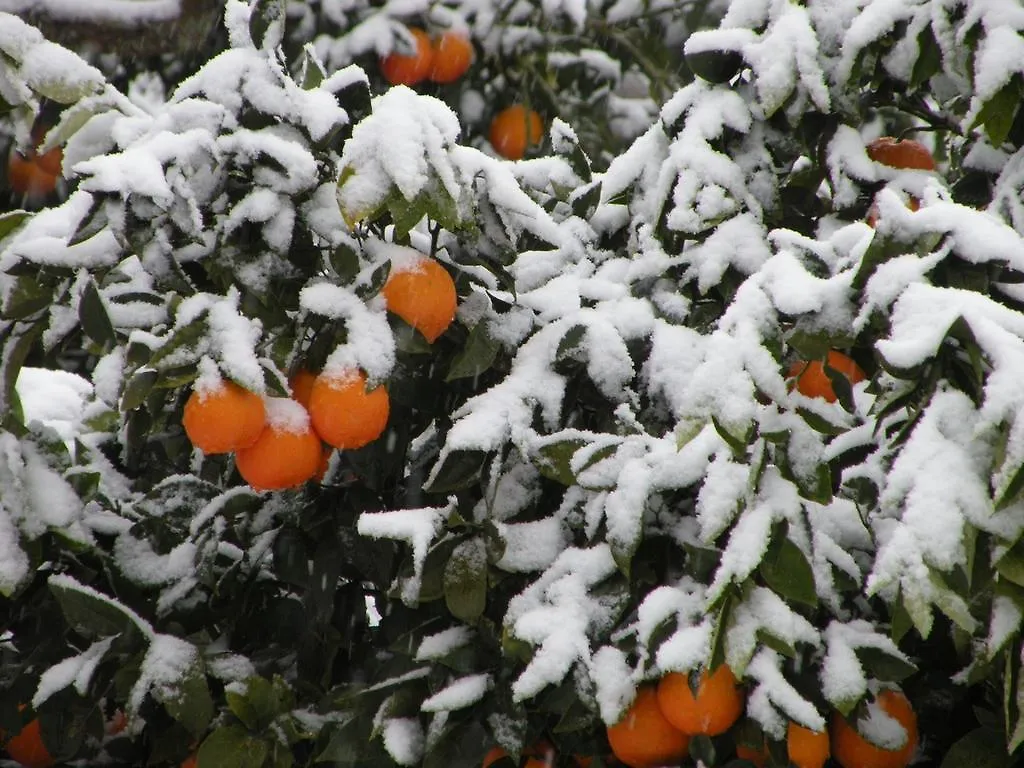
[420,673,491,712]
[0,0,180,22]
[381,717,425,766]
[264,397,310,434]
[414,626,473,662]
[356,504,451,604]
[34,637,114,708]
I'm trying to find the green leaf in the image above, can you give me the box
[444,537,488,623]
[2,275,52,320]
[248,0,286,49]
[120,369,158,413]
[425,449,487,493]
[855,646,917,683]
[941,728,1012,768]
[446,322,500,382]
[330,242,360,283]
[355,260,391,301]
[273,527,310,588]
[161,655,214,738]
[148,315,208,367]
[79,278,117,350]
[198,725,270,768]
[49,578,137,638]
[0,210,29,243]
[685,49,743,84]
[971,75,1023,148]
[227,677,284,733]
[910,25,942,90]
[759,535,818,608]
[996,537,1024,588]
[536,439,585,486]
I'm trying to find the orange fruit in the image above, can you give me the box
[787,349,867,403]
[6,717,54,768]
[235,400,323,491]
[380,27,434,86]
[788,722,830,768]
[866,137,935,171]
[429,30,474,83]
[106,709,128,735]
[866,195,919,228]
[736,741,768,767]
[831,690,918,768]
[606,686,691,768]
[182,381,266,454]
[180,755,198,768]
[289,369,317,410]
[656,664,744,736]
[489,105,544,160]
[381,255,458,343]
[483,742,555,767]
[308,370,390,450]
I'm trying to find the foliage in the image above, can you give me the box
[2,0,1024,766]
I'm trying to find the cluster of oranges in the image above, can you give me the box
[6,125,62,202]
[182,253,457,491]
[379,25,544,160]
[601,667,916,768]
[380,27,475,87]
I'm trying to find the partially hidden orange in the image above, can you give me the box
[606,686,690,768]
[656,664,744,736]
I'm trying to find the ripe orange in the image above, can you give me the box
[787,350,866,403]
[866,137,935,171]
[788,722,830,768]
[234,400,323,491]
[289,369,317,410]
[606,686,691,768]
[180,755,198,768]
[489,105,544,160]
[866,195,920,228]
[483,742,555,767]
[308,370,390,450]
[831,690,918,768]
[429,30,474,83]
[182,381,266,454]
[381,255,457,343]
[105,709,128,735]
[736,741,768,767]
[5,717,54,768]
[380,27,434,86]
[656,664,744,736]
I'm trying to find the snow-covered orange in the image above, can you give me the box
[182,380,266,454]
[309,369,390,449]
[235,399,322,491]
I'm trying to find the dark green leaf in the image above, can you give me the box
[444,537,487,623]
[940,727,1012,768]
[355,261,391,301]
[910,25,942,90]
[79,278,117,350]
[3,275,52,320]
[273,527,310,588]
[50,578,136,638]
[685,49,743,84]
[120,369,158,412]
[971,76,1023,148]
[161,656,214,738]
[248,0,285,49]
[996,537,1024,588]
[759,535,818,608]
[855,646,917,683]
[331,242,360,283]
[425,449,487,493]
[198,725,269,768]
[0,210,29,242]
[446,322,500,382]
[536,439,586,486]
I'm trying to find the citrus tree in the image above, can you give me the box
[2,0,1024,767]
